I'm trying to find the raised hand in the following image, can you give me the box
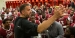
[53,6,65,18]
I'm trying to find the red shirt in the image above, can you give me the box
[0,20,2,25]
[73,13,75,23]
[35,20,40,25]
[0,24,14,38]
[35,14,39,20]
[71,23,75,27]
[62,15,69,26]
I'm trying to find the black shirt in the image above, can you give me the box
[14,17,38,38]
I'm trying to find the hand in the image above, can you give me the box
[53,6,65,18]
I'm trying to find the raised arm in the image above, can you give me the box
[37,6,64,33]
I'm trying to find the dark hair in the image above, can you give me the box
[19,3,30,13]
[36,9,42,15]
[3,19,11,24]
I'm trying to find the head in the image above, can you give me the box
[20,3,31,19]
[3,19,11,27]
[31,11,35,16]
[10,6,12,8]
[36,9,42,15]
[30,16,35,23]
[1,14,5,20]
[5,8,9,14]
[2,7,5,10]
[70,11,74,16]
[8,15,14,21]
[14,9,18,15]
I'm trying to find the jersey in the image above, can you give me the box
[0,24,14,38]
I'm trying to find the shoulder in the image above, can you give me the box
[22,19,37,25]
[53,21,62,25]
[0,27,3,32]
[53,21,62,27]
[10,23,14,29]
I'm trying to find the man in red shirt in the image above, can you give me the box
[0,19,14,38]
[30,16,40,25]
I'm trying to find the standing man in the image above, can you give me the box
[14,3,64,38]
[47,21,64,38]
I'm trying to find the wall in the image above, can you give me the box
[0,0,22,10]
[6,0,23,1]
[0,0,6,10]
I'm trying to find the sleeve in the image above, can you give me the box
[55,22,64,38]
[11,23,14,32]
[22,20,38,36]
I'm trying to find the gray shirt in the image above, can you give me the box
[47,21,64,38]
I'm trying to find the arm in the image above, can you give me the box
[38,15,57,33]
[55,22,64,38]
[37,7,64,33]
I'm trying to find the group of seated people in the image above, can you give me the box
[0,3,75,38]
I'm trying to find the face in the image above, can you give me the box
[22,6,31,18]
[6,9,9,14]
[70,11,74,16]
[31,12,35,16]
[31,16,35,23]
[9,16,14,21]
[4,21,11,27]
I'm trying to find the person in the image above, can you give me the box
[4,8,12,19]
[30,16,40,25]
[0,19,14,38]
[69,0,75,9]
[47,21,64,38]
[0,13,5,27]
[14,3,64,38]
[1,7,6,13]
[64,18,75,38]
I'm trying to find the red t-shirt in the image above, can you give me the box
[62,15,69,26]
[0,24,14,38]
[71,23,75,27]
[0,20,2,25]
[35,20,40,25]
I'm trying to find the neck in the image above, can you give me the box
[3,24,10,30]
[2,18,4,20]
[20,14,25,18]
[20,14,28,19]
[4,26,10,30]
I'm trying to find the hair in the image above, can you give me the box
[3,19,11,24]
[19,3,30,13]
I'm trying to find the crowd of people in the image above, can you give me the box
[0,0,75,38]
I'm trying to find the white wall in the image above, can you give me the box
[0,0,6,10]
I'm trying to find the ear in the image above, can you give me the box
[21,10,24,15]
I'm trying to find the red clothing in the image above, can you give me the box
[57,18,63,25]
[0,24,14,38]
[71,23,75,27]
[73,15,75,23]
[35,14,39,20]
[0,20,2,25]
[67,10,71,14]
[35,20,40,25]
[62,15,69,26]
[45,14,52,20]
